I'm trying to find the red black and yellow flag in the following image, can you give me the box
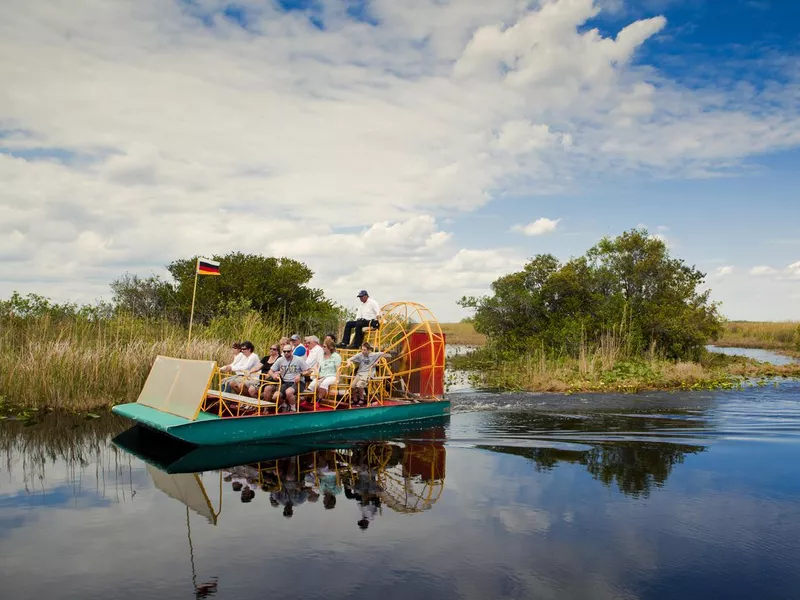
[197,257,221,276]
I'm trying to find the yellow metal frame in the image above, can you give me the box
[372,301,446,401]
[194,301,445,418]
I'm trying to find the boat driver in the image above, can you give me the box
[338,290,381,349]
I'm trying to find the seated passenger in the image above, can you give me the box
[345,342,389,406]
[219,341,244,374]
[290,334,307,357]
[307,339,342,403]
[267,345,309,412]
[304,335,324,371]
[221,341,259,393]
[245,343,280,399]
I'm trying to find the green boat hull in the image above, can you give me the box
[112,416,449,473]
[112,401,450,446]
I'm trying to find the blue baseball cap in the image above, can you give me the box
[357,290,368,297]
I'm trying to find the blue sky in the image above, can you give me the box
[0,0,798,321]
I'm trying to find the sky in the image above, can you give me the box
[0,0,798,322]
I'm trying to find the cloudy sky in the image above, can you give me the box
[1,0,798,322]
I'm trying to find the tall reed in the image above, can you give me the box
[0,311,284,409]
[717,321,800,352]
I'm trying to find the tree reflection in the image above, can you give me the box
[475,406,708,497]
[480,441,704,498]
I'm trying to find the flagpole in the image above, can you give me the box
[187,258,200,350]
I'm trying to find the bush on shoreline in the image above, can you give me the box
[460,229,723,362]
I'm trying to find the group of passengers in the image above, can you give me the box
[218,290,387,413]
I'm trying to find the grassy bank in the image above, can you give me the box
[450,346,800,393]
[0,312,282,410]
[440,322,486,346]
[716,321,800,355]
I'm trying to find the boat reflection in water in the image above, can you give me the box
[113,418,448,528]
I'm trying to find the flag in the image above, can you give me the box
[197,257,221,276]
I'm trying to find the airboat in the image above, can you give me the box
[112,302,448,445]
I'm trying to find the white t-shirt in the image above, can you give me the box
[305,344,324,370]
[235,353,261,375]
[357,297,381,321]
[229,351,246,370]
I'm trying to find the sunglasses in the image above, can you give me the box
[283,350,292,354]
[270,347,279,351]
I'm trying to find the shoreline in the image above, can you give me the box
[448,349,800,395]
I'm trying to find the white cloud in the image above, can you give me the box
[715,265,734,277]
[786,261,800,277]
[0,0,799,318]
[512,217,562,236]
[749,265,777,276]
[648,232,672,248]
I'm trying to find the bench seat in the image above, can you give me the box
[206,389,276,408]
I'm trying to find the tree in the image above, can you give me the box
[110,274,178,320]
[167,252,338,325]
[109,253,345,331]
[461,229,723,360]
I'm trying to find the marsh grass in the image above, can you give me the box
[717,321,800,354]
[440,322,487,346]
[450,341,800,393]
[0,312,282,410]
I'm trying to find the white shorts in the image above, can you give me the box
[308,376,337,392]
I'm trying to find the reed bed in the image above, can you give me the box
[0,312,283,410]
[450,339,800,393]
[440,322,487,346]
[717,321,800,353]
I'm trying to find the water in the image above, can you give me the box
[3,356,800,599]
[707,345,799,366]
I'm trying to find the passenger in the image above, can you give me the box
[245,343,280,399]
[304,335,324,371]
[323,332,337,347]
[268,344,309,412]
[221,341,259,394]
[338,290,381,349]
[290,334,307,357]
[345,342,389,406]
[219,341,244,374]
[308,339,342,403]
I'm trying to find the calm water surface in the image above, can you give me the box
[2,357,800,599]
